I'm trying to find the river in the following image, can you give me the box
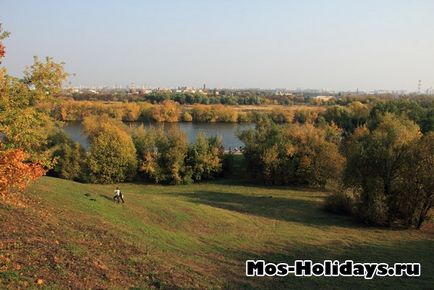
[62,122,254,150]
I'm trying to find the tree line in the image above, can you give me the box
[240,106,433,229]
[47,97,434,133]
[69,89,293,105]
[46,99,323,124]
[48,115,224,185]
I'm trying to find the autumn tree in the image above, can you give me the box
[344,113,422,225]
[212,105,238,122]
[0,56,67,166]
[191,104,216,122]
[323,102,369,134]
[83,116,137,184]
[0,146,45,197]
[182,111,193,122]
[151,100,180,122]
[0,26,66,196]
[122,102,142,121]
[134,126,186,184]
[239,121,344,187]
[395,133,434,229]
[139,128,189,184]
[269,109,294,123]
[132,125,164,180]
[369,100,425,129]
[186,132,224,181]
[47,130,85,181]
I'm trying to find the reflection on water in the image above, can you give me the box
[62,121,254,150]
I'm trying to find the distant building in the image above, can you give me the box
[314,95,334,102]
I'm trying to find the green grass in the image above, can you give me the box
[1,176,433,289]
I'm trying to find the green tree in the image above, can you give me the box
[137,127,189,184]
[344,113,422,225]
[396,133,434,229]
[132,125,163,179]
[186,132,223,181]
[369,100,426,130]
[239,121,344,187]
[83,116,137,184]
[0,57,67,167]
[47,131,85,181]
[323,102,369,134]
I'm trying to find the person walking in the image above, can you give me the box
[113,187,125,203]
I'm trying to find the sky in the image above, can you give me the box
[1,0,434,91]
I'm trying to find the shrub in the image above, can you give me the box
[355,189,389,226]
[151,100,180,122]
[213,105,238,122]
[192,104,216,122]
[324,187,357,215]
[47,130,85,181]
[237,112,252,123]
[221,152,247,178]
[269,109,293,123]
[182,111,193,122]
[122,102,142,121]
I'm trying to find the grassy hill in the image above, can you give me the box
[1,177,433,289]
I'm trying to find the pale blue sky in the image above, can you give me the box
[1,0,434,91]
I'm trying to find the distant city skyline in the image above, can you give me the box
[2,0,434,92]
[67,83,411,92]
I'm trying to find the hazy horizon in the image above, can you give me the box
[2,0,434,91]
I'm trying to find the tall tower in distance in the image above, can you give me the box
[418,80,421,94]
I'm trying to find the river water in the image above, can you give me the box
[62,122,254,150]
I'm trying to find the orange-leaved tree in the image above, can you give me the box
[0,24,66,197]
[0,147,45,196]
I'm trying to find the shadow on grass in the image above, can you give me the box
[99,194,113,202]
[216,239,434,290]
[174,190,358,228]
[205,177,326,193]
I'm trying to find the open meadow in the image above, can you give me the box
[1,177,433,289]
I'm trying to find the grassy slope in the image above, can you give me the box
[1,177,433,289]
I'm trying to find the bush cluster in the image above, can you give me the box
[325,114,434,229]
[133,126,223,184]
[50,116,223,185]
[49,99,325,124]
[239,121,344,187]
